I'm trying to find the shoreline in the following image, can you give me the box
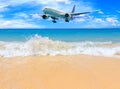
[0,53,120,59]
[0,55,120,89]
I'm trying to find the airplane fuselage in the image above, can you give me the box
[43,8,66,19]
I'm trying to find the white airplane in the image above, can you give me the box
[41,5,90,23]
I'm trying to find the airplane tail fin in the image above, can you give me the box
[71,5,76,20]
[71,5,76,13]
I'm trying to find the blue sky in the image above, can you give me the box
[0,0,120,28]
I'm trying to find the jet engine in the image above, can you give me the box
[42,15,49,19]
[65,13,71,22]
[65,13,70,17]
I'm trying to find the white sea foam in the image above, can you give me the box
[0,34,120,58]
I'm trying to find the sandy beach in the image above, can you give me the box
[0,55,120,89]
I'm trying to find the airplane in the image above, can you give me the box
[41,5,90,23]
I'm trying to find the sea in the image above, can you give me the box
[0,28,120,57]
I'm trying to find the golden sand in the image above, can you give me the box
[0,55,120,89]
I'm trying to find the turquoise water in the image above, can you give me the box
[0,29,120,57]
[0,29,120,42]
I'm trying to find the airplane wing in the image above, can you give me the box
[71,12,90,16]
[34,14,50,19]
[32,14,43,18]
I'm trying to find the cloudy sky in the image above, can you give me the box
[0,0,120,28]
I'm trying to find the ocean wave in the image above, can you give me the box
[0,34,120,57]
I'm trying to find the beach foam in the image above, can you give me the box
[0,34,120,57]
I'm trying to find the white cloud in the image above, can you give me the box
[31,14,42,19]
[98,10,104,14]
[92,17,120,28]
[91,9,104,14]
[106,17,119,26]
[0,0,70,7]
[116,10,120,13]
[14,13,29,19]
[74,15,120,28]
[106,17,118,23]
[0,2,9,12]
[94,18,105,23]
[74,15,89,23]
[37,0,70,4]
[0,0,93,12]
[0,19,44,28]
[17,13,29,18]
[75,18,85,22]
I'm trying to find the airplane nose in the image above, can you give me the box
[43,8,46,12]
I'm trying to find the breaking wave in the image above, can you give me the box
[0,34,120,58]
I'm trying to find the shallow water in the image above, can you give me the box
[0,29,120,57]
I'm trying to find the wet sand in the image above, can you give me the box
[0,55,120,89]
